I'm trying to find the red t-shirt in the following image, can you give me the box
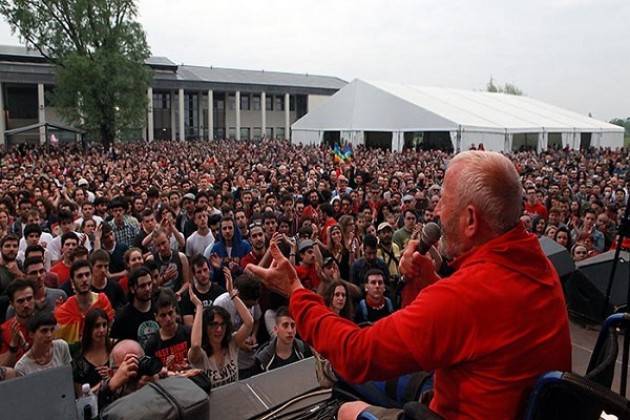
[295,264,320,291]
[51,260,71,286]
[289,225,571,419]
[524,202,548,220]
[240,251,263,269]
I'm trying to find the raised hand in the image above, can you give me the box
[223,267,234,294]
[246,242,304,297]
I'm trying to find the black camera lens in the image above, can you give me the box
[137,355,163,376]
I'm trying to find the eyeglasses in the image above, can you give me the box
[209,321,226,329]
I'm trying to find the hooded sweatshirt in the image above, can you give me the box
[289,223,572,420]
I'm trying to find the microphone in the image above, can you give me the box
[416,222,441,255]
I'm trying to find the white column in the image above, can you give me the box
[178,88,185,141]
[284,93,290,140]
[37,83,45,145]
[147,87,154,142]
[235,91,241,140]
[0,82,5,148]
[207,89,213,140]
[170,91,176,141]
[261,91,266,138]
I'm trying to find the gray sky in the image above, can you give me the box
[0,0,627,121]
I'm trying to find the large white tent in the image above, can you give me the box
[291,79,624,152]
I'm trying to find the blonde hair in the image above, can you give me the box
[449,151,522,235]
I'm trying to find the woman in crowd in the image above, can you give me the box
[325,224,353,280]
[554,226,572,250]
[324,280,355,320]
[72,308,114,394]
[188,267,253,388]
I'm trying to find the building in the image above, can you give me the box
[0,45,346,147]
[291,79,624,152]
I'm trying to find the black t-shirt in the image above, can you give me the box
[110,303,158,347]
[179,284,226,316]
[355,298,394,324]
[144,324,192,371]
[92,280,127,310]
[267,346,313,371]
[72,354,109,387]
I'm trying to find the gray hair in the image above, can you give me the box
[449,151,522,235]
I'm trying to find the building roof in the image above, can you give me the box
[293,79,624,134]
[0,45,346,91]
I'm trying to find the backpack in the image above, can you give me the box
[101,376,209,420]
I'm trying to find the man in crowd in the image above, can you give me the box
[355,269,394,324]
[392,209,417,250]
[0,279,36,366]
[144,289,191,371]
[185,207,215,258]
[349,234,389,288]
[88,250,127,310]
[254,306,312,372]
[0,234,22,294]
[108,198,139,249]
[55,260,114,348]
[110,267,158,345]
[180,255,226,326]
[50,232,79,286]
[18,257,66,316]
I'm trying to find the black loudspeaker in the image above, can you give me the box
[0,366,78,420]
[576,250,630,307]
[208,357,330,419]
[563,250,629,323]
[538,236,575,278]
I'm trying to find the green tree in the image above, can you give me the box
[0,0,151,148]
[610,118,630,135]
[485,77,523,96]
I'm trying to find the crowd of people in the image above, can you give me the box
[0,138,627,415]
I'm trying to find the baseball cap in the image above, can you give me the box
[377,222,393,232]
[402,194,414,203]
[182,193,196,201]
[298,239,315,253]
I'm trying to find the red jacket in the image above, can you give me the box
[289,224,571,419]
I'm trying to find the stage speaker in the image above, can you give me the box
[209,357,330,419]
[576,250,630,307]
[563,250,629,323]
[539,236,575,278]
[0,366,78,420]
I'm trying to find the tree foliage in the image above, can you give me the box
[610,117,630,135]
[0,0,151,148]
[485,76,523,96]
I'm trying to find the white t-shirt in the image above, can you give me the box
[47,231,91,261]
[186,230,215,258]
[214,293,261,369]
[15,339,72,376]
[189,338,239,388]
[18,232,54,253]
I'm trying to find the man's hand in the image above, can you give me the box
[246,242,304,297]
[109,354,139,391]
[399,240,440,286]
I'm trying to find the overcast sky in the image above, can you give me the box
[0,0,627,121]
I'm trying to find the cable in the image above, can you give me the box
[256,389,332,420]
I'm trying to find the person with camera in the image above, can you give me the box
[97,339,164,410]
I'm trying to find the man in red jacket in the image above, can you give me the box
[247,151,572,420]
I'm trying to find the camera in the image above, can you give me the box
[137,355,163,376]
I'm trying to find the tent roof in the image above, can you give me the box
[292,79,624,134]
[5,121,85,136]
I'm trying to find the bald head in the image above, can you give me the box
[110,339,144,367]
[448,151,522,235]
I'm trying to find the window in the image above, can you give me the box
[289,95,295,111]
[240,94,250,111]
[274,96,284,111]
[228,127,236,139]
[240,128,250,140]
[214,128,225,139]
[252,94,261,111]
[265,128,273,139]
[275,127,285,139]
[228,94,236,110]
[253,127,262,140]
[265,95,273,111]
